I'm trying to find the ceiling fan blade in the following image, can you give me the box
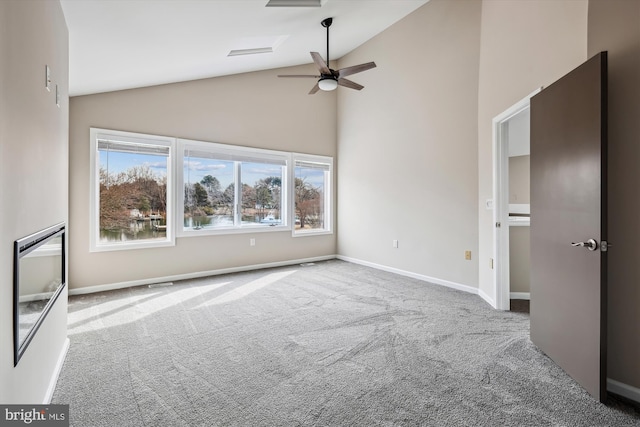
[310,52,331,75]
[308,82,320,95]
[338,78,364,91]
[337,62,376,79]
[278,74,321,78]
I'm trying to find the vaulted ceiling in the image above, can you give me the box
[61,0,428,96]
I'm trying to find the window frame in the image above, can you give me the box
[89,128,176,252]
[177,138,290,237]
[291,153,333,237]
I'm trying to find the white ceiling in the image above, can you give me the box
[60,0,429,96]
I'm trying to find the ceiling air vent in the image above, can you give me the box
[265,0,321,7]
[228,47,273,57]
[227,35,288,57]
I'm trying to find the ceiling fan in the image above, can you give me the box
[278,17,377,95]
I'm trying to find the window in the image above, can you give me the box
[293,154,332,235]
[179,139,288,235]
[89,130,332,248]
[90,129,175,251]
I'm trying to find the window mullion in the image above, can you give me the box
[235,161,242,227]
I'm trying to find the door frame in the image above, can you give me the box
[492,88,541,310]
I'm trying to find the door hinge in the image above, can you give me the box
[496,222,501,228]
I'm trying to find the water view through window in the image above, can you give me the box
[98,140,169,244]
[183,150,285,231]
[92,129,333,248]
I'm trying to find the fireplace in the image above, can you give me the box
[13,223,66,366]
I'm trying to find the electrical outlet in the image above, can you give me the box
[249,238,255,247]
[465,250,472,260]
[392,239,398,248]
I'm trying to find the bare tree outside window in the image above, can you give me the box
[294,158,331,234]
[98,145,169,244]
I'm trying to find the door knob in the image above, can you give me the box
[571,238,598,251]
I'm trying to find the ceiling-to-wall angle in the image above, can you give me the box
[278,17,377,94]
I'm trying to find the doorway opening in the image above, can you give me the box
[492,88,540,311]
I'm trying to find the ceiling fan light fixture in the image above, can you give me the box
[318,77,338,91]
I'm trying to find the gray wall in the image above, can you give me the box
[0,0,69,403]
[337,0,482,289]
[509,227,530,294]
[69,66,337,290]
[509,155,530,205]
[508,155,530,294]
[476,0,588,304]
[587,0,640,392]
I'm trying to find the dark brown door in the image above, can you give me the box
[530,52,608,402]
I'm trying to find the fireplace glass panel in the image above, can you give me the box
[14,223,66,365]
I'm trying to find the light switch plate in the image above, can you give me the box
[45,65,51,91]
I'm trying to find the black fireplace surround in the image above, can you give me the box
[13,223,66,366]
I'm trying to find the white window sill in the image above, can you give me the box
[90,239,175,253]
[177,225,291,238]
[293,230,333,237]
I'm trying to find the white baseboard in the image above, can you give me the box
[336,255,479,296]
[478,288,496,307]
[69,255,337,296]
[608,378,640,404]
[510,292,530,300]
[44,337,69,404]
